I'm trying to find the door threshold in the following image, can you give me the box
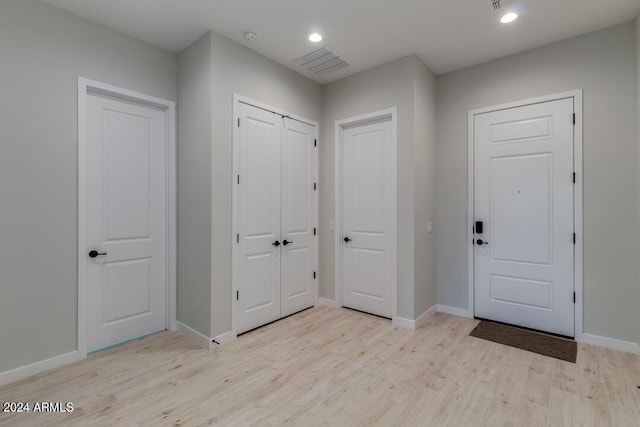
[238,306,314,337]
[88,328,166,355]
[342,306,392,321]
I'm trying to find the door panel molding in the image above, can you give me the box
[334,108,397,320]
[467,90,583,339]
[78,77,176,360]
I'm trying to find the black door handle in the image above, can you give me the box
[88,250,107,258]
[476,239,489,246]
[282,240,293,246]
[344,237,351,243]
[272,240,281,247]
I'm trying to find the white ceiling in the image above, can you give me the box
[41,0,640,83]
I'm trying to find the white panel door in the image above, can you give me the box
[474,98,575,336]
[236,102,282,334]
[342,119,393,318]
[86,93,167,352]
[281,118,316,317]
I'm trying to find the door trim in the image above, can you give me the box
[334,108,398,320]
[467,90,583,339]
[231,94,319,336]
[77,77,177,359]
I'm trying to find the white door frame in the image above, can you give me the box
[231,94,319,335]
[77,77,177,359]
[334,108,398,319]
[467,90,583,339]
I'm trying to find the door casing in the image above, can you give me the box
[78,77,177,360]
[467,90,583,339]
[231,94,319,336]
[334,108,398,320]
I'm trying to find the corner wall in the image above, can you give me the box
[413,60,438,317]
[436,22,638,343]
[177,32,213,337]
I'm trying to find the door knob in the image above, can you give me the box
[272,240,281,247]
[282,240,293,246]
[344,237,351,243]
[88,250,107,258]
[476,239,489,246]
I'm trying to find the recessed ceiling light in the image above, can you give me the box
[244,31,257,41]
[500,12,518,23]
[308,33,322,43]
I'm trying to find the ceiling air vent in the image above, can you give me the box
[293,46,350,75]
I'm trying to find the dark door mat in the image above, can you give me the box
[469,320,577,363]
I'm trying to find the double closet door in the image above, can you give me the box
[234,100,317,334]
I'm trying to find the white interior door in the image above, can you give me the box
[474,97,575,337]
[86,92,167,352]
[281,118,316,317]
[236,102,283,334]
[341,118,393,318]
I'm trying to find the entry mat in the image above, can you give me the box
[469,320,577,363]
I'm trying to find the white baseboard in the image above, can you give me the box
[392,316,414,330]
[415,305,438,328]
[578,333,640,354]
[0,351,78,386]
[213,331,236,345]
[393,305,437,330]
[437,304,473,319]
[176,321,214,350]
[318,297,339,308]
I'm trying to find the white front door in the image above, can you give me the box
[236,102,282,334]
[341,118,393,318]
[473,97,575,337]
[281,118,316,317]
[86,92,167,352]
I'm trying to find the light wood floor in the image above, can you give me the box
[1,306,639,426]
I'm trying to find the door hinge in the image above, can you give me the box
[313,182,317,191]
[236,290,239,301]
[313,271,316,279]
[314,139,317,147]
[238,118,240,127]
[313,227,316,236]
[573,292,576,303]
[236,233,239,243]
[573,233,576,244]
[237,175,240,184]
[573,172,576,183]
[572,114,576,125]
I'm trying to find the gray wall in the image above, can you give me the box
[209,33,322,336]
[636,15,640,346]
[413,62,438,317]
[436,23,638,343]
[0,0,177,373]
[177,33,213,336]
[321,55,437,320]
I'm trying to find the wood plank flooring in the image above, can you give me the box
[1,306,639,426]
